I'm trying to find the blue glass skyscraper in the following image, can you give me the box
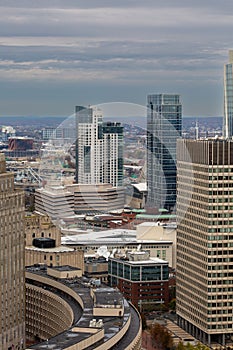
[147,94,182,212]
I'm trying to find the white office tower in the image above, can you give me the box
[0,154,25,349]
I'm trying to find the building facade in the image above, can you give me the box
[25,213,84,272]
[35,183,125,217]
[41,127,76,141]
[223,50,233,139]
[0,126,15,141]
[25,265,142,349]
[108,251,169,310]
[176,139,233,347]
[0,153,25,349]
[75,106,123,187]
[35,186,74,219]
[147,94,182,212]
[67,183,125,214]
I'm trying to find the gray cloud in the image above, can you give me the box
[0,0,231,116]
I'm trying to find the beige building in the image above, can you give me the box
[177,139,233,347]
[35,185,74,219]
[125,182,147,209]
[25,213,61,246]
[47,265,82,279]
[25,265,142,349]
[63,225,175,269]
[0,154,25,349]
[136,222,176,268]
[67,183,125,214]
[25,213,84,272]
[35,183,124,218]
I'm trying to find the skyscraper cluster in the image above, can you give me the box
[3,47,233,349]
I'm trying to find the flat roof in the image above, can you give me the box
[110,257,168,265]
[136,214,176,219]
[94,288,123,306]
[26,246,75,253]
[49,265,81,271]
[26,266,140,350]
[61,228,173,246]
[131,182,147,192]
[137,221,176,228]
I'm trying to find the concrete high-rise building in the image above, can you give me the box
[75,106,123,187]
[0,154,25,349]
[176,139,233,347]
[223,50,233,139]
[147,94,182,212]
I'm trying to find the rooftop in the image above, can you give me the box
[94,288,123,307]
[110,256,168,265]
[131,182,147,192]
[26,245,75,253]
[136,214,176,220]
[61,227,174,246]
[50,265,81,272]
[26,265,141,350]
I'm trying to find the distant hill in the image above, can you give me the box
[0,116,66,128]
[0,115,223,130]
[183,116,223,129]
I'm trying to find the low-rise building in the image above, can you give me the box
[62,224,176,269]
[67,183,125,215]
[35,183,125,219]
[25,213,84,272]
[125,182,147,209]
[35,186,74,219]
[25,265,142,349]
[108,250,169,310]
[136,221,176,268]
[84,257,109,283]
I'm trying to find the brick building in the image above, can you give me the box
[108,250,169,310]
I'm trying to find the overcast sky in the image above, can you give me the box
[0,0,232,117]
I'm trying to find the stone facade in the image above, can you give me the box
[25,213,84,272]
[0,153,25,349]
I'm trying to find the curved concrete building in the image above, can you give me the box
[25,265,142,350]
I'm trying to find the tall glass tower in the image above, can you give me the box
[223,50,233,139]
[147,94,182,212]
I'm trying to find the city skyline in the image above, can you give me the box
[0,1,233,117]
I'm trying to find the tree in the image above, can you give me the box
[176,342,210,350]
[150,323,173,350]
[176,342,186,350]
[169,298,176,311]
